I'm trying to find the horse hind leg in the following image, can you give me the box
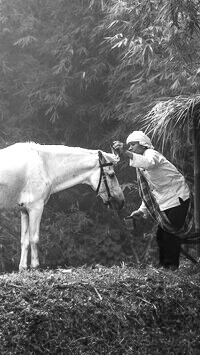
[28,203,44,269]
[19,210,30,271]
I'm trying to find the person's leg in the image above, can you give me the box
[161,231,180,268]
[165,198,189,229]
[156,227,180,268]
[161,198,190,268]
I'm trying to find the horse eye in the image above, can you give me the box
[108,172,115,178]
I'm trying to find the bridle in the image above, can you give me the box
[96,150,113,200]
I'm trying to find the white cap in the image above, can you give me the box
[126,131,154,149]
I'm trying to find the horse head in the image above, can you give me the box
[94,150,124,210]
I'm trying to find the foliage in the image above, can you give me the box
[39,205,128,268]
[140,95,200,179]
[95,0,200,130]
[1,0,200,144]
[0,0,117,147]
[0,263,200,354]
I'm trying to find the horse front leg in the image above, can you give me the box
[19,210,30,271]
[29,203,44,269]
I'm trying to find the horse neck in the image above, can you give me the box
[43,147,98,193]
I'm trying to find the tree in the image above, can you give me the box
[0,0,120,148]
[1,0,200,146]
[97,0,200,133]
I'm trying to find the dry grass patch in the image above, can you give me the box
[0,262,200,354]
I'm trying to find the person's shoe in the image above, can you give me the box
[163,264,178,271]
[168,265,178,271]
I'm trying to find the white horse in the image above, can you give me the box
[0,142,124,270]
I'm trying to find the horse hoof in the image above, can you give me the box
[30,266,41,271]
[19,267,28,272]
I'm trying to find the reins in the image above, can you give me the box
[96,150,113,199]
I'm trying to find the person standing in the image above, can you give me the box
[113,131,193,269]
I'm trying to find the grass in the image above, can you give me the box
[0,261,200,354]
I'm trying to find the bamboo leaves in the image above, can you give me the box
[0,0,200,147]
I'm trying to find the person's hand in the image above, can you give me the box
[130,210,144,220]
[113,141,124,154]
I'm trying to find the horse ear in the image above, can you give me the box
[98,150,106,164]
[110,146,120,159]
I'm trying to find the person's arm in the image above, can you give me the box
[113,141,160,169]
[129,151,158,169]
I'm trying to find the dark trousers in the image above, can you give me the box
[156,198,190,268]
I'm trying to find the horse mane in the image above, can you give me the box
[24,142,119,164]
[100,151,119,165]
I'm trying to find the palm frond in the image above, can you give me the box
[141,95,200,151]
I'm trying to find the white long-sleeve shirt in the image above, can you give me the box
[129,148,190,213]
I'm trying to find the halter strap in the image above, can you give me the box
[96,151,113,197]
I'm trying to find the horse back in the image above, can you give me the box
[0,143,51,208]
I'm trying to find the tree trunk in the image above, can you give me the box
[193,115,200,256]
